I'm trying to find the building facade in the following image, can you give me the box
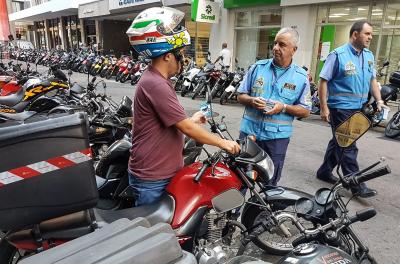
[208,0,400,81]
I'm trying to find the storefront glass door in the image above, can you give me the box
[376,28,400,82]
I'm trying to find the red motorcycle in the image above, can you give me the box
[0,115,311,263]
[115,56,131,82]
[0,76,20,96]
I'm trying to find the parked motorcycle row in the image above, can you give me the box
[173,52,246,106]
[8,48,151,86]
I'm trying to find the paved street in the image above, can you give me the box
[67,69,398,263]
[8,63,400,263]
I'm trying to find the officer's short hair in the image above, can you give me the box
[349,20,372,37]
[276,27,300,47]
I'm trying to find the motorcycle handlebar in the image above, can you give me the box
[353,165,391,185]
[348,208,376,224]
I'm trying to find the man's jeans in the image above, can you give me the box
[128,171,171,207]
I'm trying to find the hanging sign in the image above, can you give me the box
[191,0,220,24]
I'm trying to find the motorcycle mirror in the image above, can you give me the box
[383,60,390,67]
[211,189,244,214]
[334,112,371,148]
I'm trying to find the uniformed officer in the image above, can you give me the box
[237,27,311,186]
[316,20,388,198]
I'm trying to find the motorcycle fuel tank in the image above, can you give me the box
[277,244,357,264]
[166,162,242,228]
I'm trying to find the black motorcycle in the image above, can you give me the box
[385,104,400,138]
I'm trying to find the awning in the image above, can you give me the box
[9,0,97,22]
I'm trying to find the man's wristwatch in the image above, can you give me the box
[282,103,287,113]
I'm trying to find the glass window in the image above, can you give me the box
[371,2,384,23]
[235,28,279,69]
[385,0,400,26]
[328,4,369,23]
[235,8,281,27]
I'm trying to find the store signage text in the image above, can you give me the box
[109,0,159,11]
[118,0,143,6]
[191,0,219,24]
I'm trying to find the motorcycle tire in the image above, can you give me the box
[241,200,314,255]
[191,83,204,100]
[385,111,400,138]
[0,240,21,263]
[120,74,128,83]
[115,72,122,82]
[130,76,139,85]
[105,69,113,80]
[219,91,231,105]
[100,68,107,78]
[181,86,189,97]
[210,85,220,99]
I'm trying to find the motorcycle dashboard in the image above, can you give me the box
[315,188,334,205]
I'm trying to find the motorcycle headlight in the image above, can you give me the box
[255,155,275,181]
[221,74,227,80]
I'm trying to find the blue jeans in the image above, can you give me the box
[128,171,171,207]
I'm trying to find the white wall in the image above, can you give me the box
[208,0,235,65]
[282,4,317,69]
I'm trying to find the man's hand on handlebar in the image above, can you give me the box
[219,139,240,155]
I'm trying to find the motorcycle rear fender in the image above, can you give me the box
[225,85,236,93]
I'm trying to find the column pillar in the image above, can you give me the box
[44,19,51,49]
[59,16,68,50]
[95,20,103,51]
[80,19,86,46]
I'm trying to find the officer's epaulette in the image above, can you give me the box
[294,65,307,77]
[255,59,270,65]
[334,45,346,54]
[363,48,372,54]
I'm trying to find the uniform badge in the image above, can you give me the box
[251,76,264,95]
[345,61,356,76]
[254,76,264,88]
[283,83,296,90]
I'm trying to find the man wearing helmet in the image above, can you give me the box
[126,7,240,206]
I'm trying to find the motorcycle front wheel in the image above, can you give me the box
[385,111,400,138]
[241,201,314,255]
[220,91,231,105]
[120,74,129,83]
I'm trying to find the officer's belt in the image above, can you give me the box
[244,112,292,125]
[329,92,369,98]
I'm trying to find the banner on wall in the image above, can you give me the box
[191,0,220,24]
[109,0,160,11]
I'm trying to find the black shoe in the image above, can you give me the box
[316,174,339,184]
[353,187,377,198]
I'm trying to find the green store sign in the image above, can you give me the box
[191,0,220,23]
[224,0,280,9]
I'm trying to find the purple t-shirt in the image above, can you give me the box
[128,65,187,181]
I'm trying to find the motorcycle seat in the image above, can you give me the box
[0,84,25,107]
[94,194,175,226]
[0,111,36,121]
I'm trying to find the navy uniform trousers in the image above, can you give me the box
[317,108,367,192]
[240,131,290,186]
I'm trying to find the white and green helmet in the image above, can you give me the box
[126,7,191,58]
